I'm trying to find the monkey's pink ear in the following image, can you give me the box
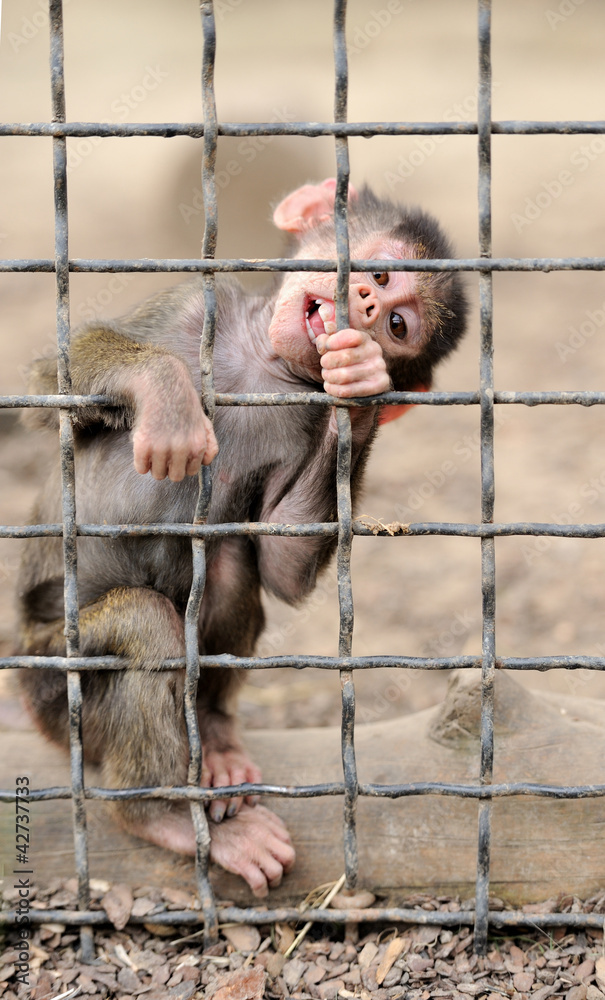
[273,178,358,234]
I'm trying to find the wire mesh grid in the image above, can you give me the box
[1,0,605,960]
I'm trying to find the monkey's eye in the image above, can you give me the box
[389,312,408,339]
[372,272,389,287]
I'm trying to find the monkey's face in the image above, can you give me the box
[268,234,430,380]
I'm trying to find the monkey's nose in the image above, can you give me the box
[349,283,380,329]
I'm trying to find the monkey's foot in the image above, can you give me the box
[209,803,295,898]
[202,747,262,823]
[122,802,294,896]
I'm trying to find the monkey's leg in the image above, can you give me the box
[197,667,262,822]
[20,586,294,894]
[20,585,190,827]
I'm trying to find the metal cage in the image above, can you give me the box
[2,0,605,962]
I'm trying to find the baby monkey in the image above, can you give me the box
[17,180,467,897]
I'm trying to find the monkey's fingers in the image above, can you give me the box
[199,414,219,467]
[208,804,295,898]
[166,421,218,481]
[203,750,262,822]
[323,359,391,399]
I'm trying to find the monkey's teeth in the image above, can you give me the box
[318,303,337,336]
[306,297,336,342]
[305,316,317,343]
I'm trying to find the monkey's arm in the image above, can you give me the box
[257,328,389,602]
[256,407,377,603]
[26,327,217,482]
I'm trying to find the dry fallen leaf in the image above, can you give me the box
[587,988,605,1000]
[222,923,261,954]
[275,922,296,954]
[376,937,405,985]
[358,941,378,970]
[265,952,285,978]
[89,878,111,894]
[596,957,605,990]
[131,896,157,918]
[213,965,266,1000]
[102,883,133,931]
[162,886,197,908]
[143,922,173,937]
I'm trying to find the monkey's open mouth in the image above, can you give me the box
[305,297,336,344]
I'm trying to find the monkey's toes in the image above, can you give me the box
[202,748,263,822]
[208,803,295,897]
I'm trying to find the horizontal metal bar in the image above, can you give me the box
[1,904,603,930]
[2,653,604,672]
[4,390,605,413]
[213,390,605,407]
[4,389,605,414]
[0,257,605,274]
[1,520,605,541]
[0,394,110,408]
[3,256,605,274]
[0,119,604,138]
[3,778,605,805]
[1,904,601,930]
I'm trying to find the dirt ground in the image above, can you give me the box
[4,879,605,1000]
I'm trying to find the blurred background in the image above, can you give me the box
[1,0,605,733]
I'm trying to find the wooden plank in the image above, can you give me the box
[2,671,605,905]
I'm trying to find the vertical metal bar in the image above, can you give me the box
[49,0,93,963]
[474,0,495,956]
[333,0,358,890]
[184,0,219,946]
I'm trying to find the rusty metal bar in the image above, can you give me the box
[2,902,605,931]
[177,0,220,948]
[3,651,605,672]
[6,518,605,541]
[3,254,605,273]
[5,776,605,805]
[474,0,495,956]
[9,387,605,409]
[49,0,94,963]
[332,0,359,893]
[1,120,605,138]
